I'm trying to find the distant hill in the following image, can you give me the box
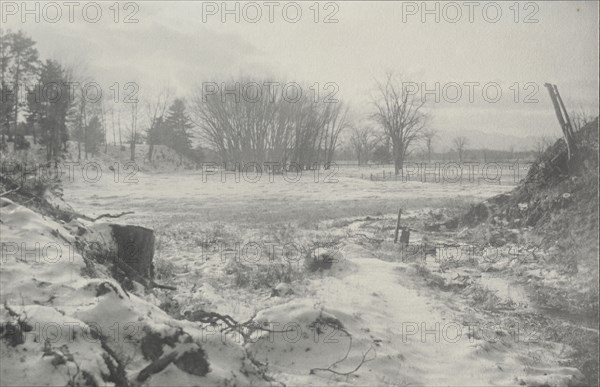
[435,129,557,152]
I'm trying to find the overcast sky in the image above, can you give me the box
[3,1,599,144]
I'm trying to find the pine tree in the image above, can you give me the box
[164,99,194,164]
[27,60,71,161]
[3,30,39,141]
[85,115,104,156]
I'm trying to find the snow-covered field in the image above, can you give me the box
[62,167,515,225]
[1,166,585,386]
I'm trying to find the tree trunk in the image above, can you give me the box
[118,113,122,147]
[10,65,20,142]
[394,147,404,176]
[130,141,136,161]
[111,110,116,146]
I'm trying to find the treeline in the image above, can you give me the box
[1,29,112,161]
[1,30,71,160]
[337,144,539,164]
[191,80,348,169]
[0,29,200,165]
[5,30,558,171]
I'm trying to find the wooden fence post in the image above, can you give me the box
[394,208,402,244]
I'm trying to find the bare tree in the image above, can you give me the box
[570,109,596,131]
[421,127,438,163]
[453,136,468,162]
[350,127,378,165]
[371,73,427,175]
[145,88,172,162]
[534,135,554,157]
[191,78,349,170]
[110,105,116,146]
[321,102,349,168]
[128,102,139,161]
[118,108,122,148]
[100,100,108,153]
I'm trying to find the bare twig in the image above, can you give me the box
[136,351,178,383]
[0,186,20,197]
[112,258,176,291]
[347,232,385,243]
[79,211,135,222]
[310,342,376,376]
[309,318,376,377]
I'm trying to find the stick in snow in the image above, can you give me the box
[0,186,21,197]
[79,211,135,222]
[394,208,402,243]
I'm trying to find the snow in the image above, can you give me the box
[0,197,267,386]
[0,168,586,386]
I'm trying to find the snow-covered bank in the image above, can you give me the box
[0,197,268,386]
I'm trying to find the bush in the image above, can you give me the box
[13,134,30,150]
[155,257,176,280]
[304,251,335,272]
[225,259,302,289]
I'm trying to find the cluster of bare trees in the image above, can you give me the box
[349,127,380,165]
[191,79,348,169]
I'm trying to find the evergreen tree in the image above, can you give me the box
[27,60,71,161]
[146,115,167,161]
[2,30,39,141]
[164,99,193,163]
[85,115,104,156]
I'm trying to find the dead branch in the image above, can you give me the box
[112,256,176,291]
[310,343,376,377]
[79,211,135,222]
[136,350,178,383]
[189,310,297,344]
[309,321,376,377]
[0,186,20,197]
[99,335,130,387]
[152,283,177,291]
[348,232,385,243]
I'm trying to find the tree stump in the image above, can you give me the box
[110,224,155,280]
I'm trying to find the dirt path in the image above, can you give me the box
[248,242,584,386]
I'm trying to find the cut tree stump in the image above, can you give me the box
[110,224,155,280]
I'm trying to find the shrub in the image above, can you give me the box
[13,134,30,150]
[155,257,176,280]
[225,259,302,289]
[304,251,335,272]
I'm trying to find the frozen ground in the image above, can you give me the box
[62,167,514,226]
[1,166,586,386]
